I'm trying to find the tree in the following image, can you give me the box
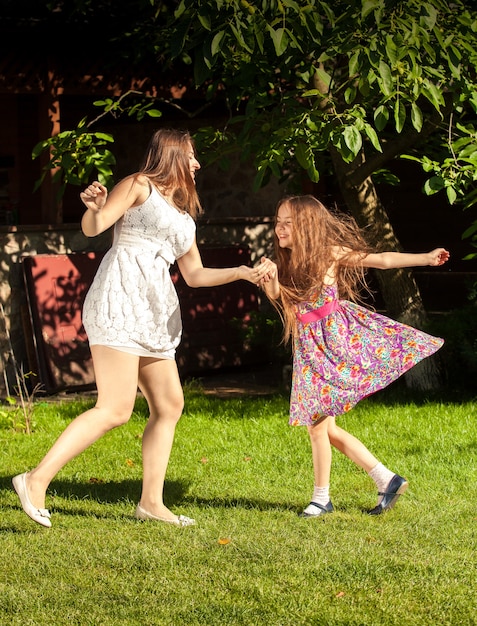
[149,0,477,389]
[26,1,477,387]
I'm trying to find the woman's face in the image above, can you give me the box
[187,143,201,181]
[275,204,293,249]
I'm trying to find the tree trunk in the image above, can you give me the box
[331,150,442,391]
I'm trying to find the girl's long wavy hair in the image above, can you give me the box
[138,128,202,219]
[271,195,373,343]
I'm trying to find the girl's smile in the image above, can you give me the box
[275,204,293,248]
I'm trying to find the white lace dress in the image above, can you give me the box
[82,186,196,359]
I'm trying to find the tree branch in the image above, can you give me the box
[348,101,453,187]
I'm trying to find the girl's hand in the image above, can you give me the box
[80,181,108,212]
[428,248,450,266]
[257,257,277,285]
[240,259,276,285]
[257,258,280,299]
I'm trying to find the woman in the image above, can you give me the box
[13,128,274,528]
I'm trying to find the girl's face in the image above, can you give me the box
[275,204,293,249]
[187,143,201,181]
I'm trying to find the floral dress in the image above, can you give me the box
[289,284,443,425]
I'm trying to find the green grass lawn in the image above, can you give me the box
[1,384,476,626]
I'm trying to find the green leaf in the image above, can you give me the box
[92,132,114,142]
[344,86,356,104]
[362,0,380,19]
[145,109,163,118]
[372,168,400,186]
[295,142,312,170]
[211,30,225,56]
[385,34,399,66]
[420,3,437,30]
[446,185,457,204]
[364,123,382,152]
[174,0,187,19]
[32,139,49,159]
[307,162,320,183]
[194,53,211,86]
[253,165,267,192]
[447,44,462,79]
[424,176,445,195]
[315,67,332,91]
[394,100,406,133]
[374,105,389,132]
[229,22,243,48]
[411,102,423,132]
[253,21,265,53]
[343,126,362,156]
[268,26,288,56]
[421,79,445,111]
[170,18,191,59]
[462,222,477,238]
[301,89,321,97]
[378,61,393,96]
[198,12,211,31]
[349,50,360,76]
[269,160,282,178]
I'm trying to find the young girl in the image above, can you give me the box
[259,195,449,517]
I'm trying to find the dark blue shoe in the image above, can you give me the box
[367,474,408,515]
[299,501,334,518]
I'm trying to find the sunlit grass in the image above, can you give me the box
[1,385,476,625]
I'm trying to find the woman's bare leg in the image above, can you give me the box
[137,358,185,521]
[25,346,140,510]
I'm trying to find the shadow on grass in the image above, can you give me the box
[181,494,295,514]
[2,476,193,518]
[360,378,477,408]
[180,494,390,517]
[2,474,303,525]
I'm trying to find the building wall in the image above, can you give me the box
[1,93,477,397]
[0,216,279,397]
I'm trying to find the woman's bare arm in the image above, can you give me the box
[80,176,149,237]
[177,241,275,287]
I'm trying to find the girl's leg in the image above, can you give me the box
[137,357,186,522]
[327,416,379,472]
[301,417,334,516]
[25,346,140,511]
[327,417,407,511]
[307,417,333,487]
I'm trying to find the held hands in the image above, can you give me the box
[258,257,277,283]
[241,257,277,285]
[428,248,450,266]
[257,257,280,298]
[80,181,108,212]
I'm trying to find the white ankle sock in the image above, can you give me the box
[368,463,395,504]
[302,485,330,515]
[312,485,330,506]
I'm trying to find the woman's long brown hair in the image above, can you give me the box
[139,128,202,219]
[270,195,372,343]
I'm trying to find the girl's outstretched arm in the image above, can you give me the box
[359,248,450,270]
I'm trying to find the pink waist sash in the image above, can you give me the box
[296,299,340,323]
